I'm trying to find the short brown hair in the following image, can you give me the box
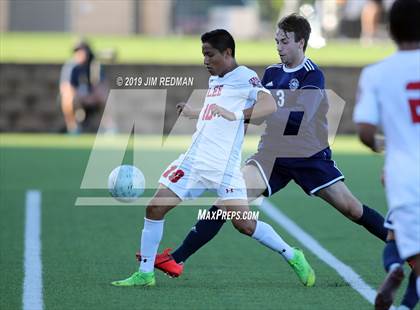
[277,14,311,51]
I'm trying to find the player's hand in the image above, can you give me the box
[176,102,194,118]
[210,105,236,121]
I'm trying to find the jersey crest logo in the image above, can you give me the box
[249,77,263,87]
[289,78,299,91]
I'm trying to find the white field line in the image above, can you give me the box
[256,198,394,309]
[23,190,43,310]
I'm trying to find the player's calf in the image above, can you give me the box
[317,182,363,221]
[345,202,364,221]
[231,217,257,236]
[224,200,257,236]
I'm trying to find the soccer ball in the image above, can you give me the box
[108,165,145,202]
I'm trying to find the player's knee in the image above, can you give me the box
[232,219,256,236]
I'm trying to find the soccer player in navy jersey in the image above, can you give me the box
[137,14,389,286]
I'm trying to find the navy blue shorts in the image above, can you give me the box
[246,147,344,196]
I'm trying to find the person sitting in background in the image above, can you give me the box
[59,41,109,133]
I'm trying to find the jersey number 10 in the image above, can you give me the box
[202,104,216,120]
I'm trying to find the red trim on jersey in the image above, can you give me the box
[406,82,420,90]
[408,99,420,123]
[406,82,420,123]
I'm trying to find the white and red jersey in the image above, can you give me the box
[185,65,269,181]
[353,50,420,209]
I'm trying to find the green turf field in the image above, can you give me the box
[0,32,395,66]
[0,134,415,310]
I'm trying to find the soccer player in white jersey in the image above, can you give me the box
[111,29,316,287]
[354,0,420,309]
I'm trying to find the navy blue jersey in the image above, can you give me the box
[257,58,329,157]
[60,60,105,96]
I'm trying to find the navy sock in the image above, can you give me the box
[171,205,226,264]
[355,205,388,242]
[401,271,419,309]
[383,240,404,272]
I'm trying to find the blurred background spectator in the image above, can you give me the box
[59,41,109,133]
[360,0,395,45]
[361,0,383,44]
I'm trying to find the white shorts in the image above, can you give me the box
[159,154,247,201]
[384,204,420,260]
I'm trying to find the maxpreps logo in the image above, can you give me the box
[197,209,260,221]
[249,76,263,87]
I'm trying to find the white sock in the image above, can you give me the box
[417,276,420,301]
[388,263,401,272]
[251,220,295,260]
[139,218,164,273]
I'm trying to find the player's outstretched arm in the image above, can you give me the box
[244,91,277,122]
[176,102,201,119]
[209,92,276,122]
[210,105,236,120]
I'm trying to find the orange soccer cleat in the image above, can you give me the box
[136,248,184,278]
